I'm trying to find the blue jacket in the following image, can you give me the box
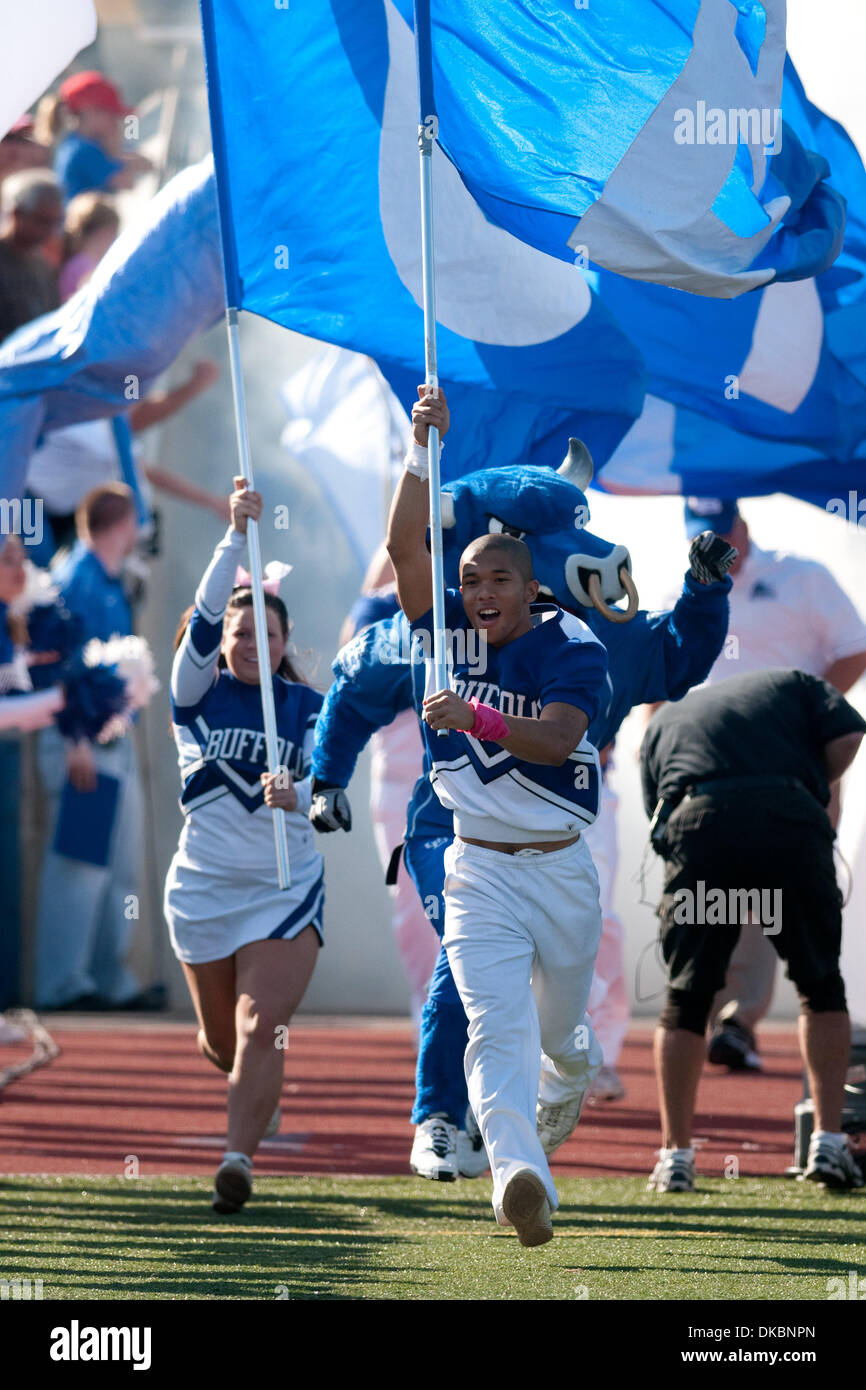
[53,543,132,643]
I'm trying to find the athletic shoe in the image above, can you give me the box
[536,1095,585,1157]
[707,1019,762,1072]
[802,1133,865,1191]
[212,1156,253,1214]
[456,1106,489,1178]
[263,1103,281,1140]
[410,1116,459,1181]
[0,1017,27,1043]
[586,1066,626,1104]
[647,1147,695,1193]
[501,1169,554,1248]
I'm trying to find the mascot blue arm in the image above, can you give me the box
[584,569,731,745]
[312,610,417,788]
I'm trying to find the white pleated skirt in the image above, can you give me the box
[164,849,324,964]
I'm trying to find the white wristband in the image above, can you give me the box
[403,441,430,481]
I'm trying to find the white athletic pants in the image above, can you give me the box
[583,778,630,1066]
[442,836,603,1222]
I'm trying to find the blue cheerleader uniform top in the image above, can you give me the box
[169,528,322,878]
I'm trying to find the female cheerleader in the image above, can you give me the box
[165,478,324,1214]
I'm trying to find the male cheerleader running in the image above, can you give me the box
[386,388,608,1247]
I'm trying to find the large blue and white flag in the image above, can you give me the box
[590,58,866,463]
[597,392,866,510]
[587,63,866,510]
[199,0,645,478]
[410,0,847,298]
[594,264,866,461]
[0,158,224,502]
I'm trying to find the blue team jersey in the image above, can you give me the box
[170,669,322,875]
[54,134,123,200]
[410,588,607,843]
[168,527,325,877]
[53,542,132,642]
[171,671,321,809]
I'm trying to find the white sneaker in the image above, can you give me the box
[536,1094,586,1157]
[501,1169,554,1248]
[212,1155,253,1214]
[0,1018,27,1043]
[802,1132,864,1190]
[456,1106,489,1178]
[410,1115,459,1181]
[587,1065,626,1104]
[647,1147,695,1193]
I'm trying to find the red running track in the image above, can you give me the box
[0,1018,806,1179]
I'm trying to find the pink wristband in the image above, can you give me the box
[462,698,510,741]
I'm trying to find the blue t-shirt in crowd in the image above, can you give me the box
[53,543,132,642]
[54,134,123,200]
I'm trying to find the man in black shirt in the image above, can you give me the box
[640,669,865,1193]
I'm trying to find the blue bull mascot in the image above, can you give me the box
[311,437,735,1180]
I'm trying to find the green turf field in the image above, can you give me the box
[0,1176,863,1301]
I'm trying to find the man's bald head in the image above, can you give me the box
[459,533,534,583]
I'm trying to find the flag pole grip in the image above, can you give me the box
[418,122,449,733]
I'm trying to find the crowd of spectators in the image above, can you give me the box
[0,69,225,1012]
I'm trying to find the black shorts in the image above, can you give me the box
[657,787,843,1000]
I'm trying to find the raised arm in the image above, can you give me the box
[312,615,416,788]
[385,387,449,622]
[170,477,261,710]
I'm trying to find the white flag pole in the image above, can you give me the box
[200,0,291,890]
[225,307,292,889]
[416,12,449,726]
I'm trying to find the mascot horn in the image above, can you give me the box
[438,438,639,624]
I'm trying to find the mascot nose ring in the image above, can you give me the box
[587,566,639,624]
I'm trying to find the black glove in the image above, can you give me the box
[309,779,352,833]
[689,530,738,585]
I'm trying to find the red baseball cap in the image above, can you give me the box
[60,71,133,117]
[7,114,35,137]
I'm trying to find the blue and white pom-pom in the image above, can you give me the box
[7,561,59,618]
[85,635,160,743]
[56,636,160,743]
[8,562,85,690]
